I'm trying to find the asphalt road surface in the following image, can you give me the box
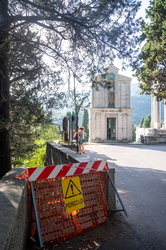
[84,143,166,250]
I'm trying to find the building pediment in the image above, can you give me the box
[103,65,132,82]
[118,74,132,82]
[104,64,119,73]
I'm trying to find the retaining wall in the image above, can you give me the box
[0,167,28,250]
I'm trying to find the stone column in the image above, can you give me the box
[101,112,106,141]
[89,108,95,142]
[164,100,166,129]
[151,95,161,129]
[117,113,123,140]
[127,111,132,141]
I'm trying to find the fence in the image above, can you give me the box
[28,161,109,247]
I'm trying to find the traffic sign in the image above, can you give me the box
[62,176,85,213]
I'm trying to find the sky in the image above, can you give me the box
[115,0,150,82]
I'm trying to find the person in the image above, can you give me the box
[78,127,87,154]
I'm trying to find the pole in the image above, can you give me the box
[73,74,79,152]
[67,117,70,147]
[107,170,128,217]
[30,182,44,247]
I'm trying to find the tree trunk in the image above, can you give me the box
[0,0,11,179]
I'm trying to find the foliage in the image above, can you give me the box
[0,23,65,174]
[10,94,51,160]
[9,25,67,112]
[65,87,90,134]
[14,124,60,168]
[140,114,151,128]
[140,117,145,128]
[132,0,166,100]
[22,139,46,168]
[143,114,151,128]
[7,0,143,87]
[9,2,139,78]
[82,109,89,142]
[132,124,136,142]
[66,112,72,118]
[0,0,142,177]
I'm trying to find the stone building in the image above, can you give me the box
[89,65,133,142]
[136,96,166,144]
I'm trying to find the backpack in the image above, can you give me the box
[74,132,78,139]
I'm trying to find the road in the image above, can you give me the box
[84,143,166,250]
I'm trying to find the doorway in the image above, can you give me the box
[107,118,116,140]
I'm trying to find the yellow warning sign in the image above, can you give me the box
[62,176,85,213]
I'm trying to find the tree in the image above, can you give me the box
[0,0,142,178]
[140,114,151,128]
[16,124,60,168]
[65,90,89,142]
[8,25,62,167]
[72,111,76,132]
[0,0,11,177]
[143,114,151,128]
[132,124,136,142]
[10,95,52,165]
[66,112,72,118]
[82,109,89,142]
[132,0,166,100]
[140,117,145,128]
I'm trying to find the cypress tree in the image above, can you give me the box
[82,109,89,142]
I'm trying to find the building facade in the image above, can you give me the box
[89,65,132,142]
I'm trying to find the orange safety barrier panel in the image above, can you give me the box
[29,171,108,245]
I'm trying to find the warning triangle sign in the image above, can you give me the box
[65,179,82,199]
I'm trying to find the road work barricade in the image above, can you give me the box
[27,160,109,247]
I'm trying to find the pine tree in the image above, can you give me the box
[0,0,142,177]
[133,0,166,100]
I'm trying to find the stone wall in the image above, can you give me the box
[46,142,89,165]
[0,167,28,250]
[136,128,166,144]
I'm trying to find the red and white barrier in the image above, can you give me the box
[28,160,108,181]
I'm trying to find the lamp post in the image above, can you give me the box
[73,75,79,153]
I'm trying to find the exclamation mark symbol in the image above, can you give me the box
[71,184,74,194]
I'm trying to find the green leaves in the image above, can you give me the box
[0,0,144,176]
[13,124,60,167]
[140,114,151,128]
[133,0,166,100]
